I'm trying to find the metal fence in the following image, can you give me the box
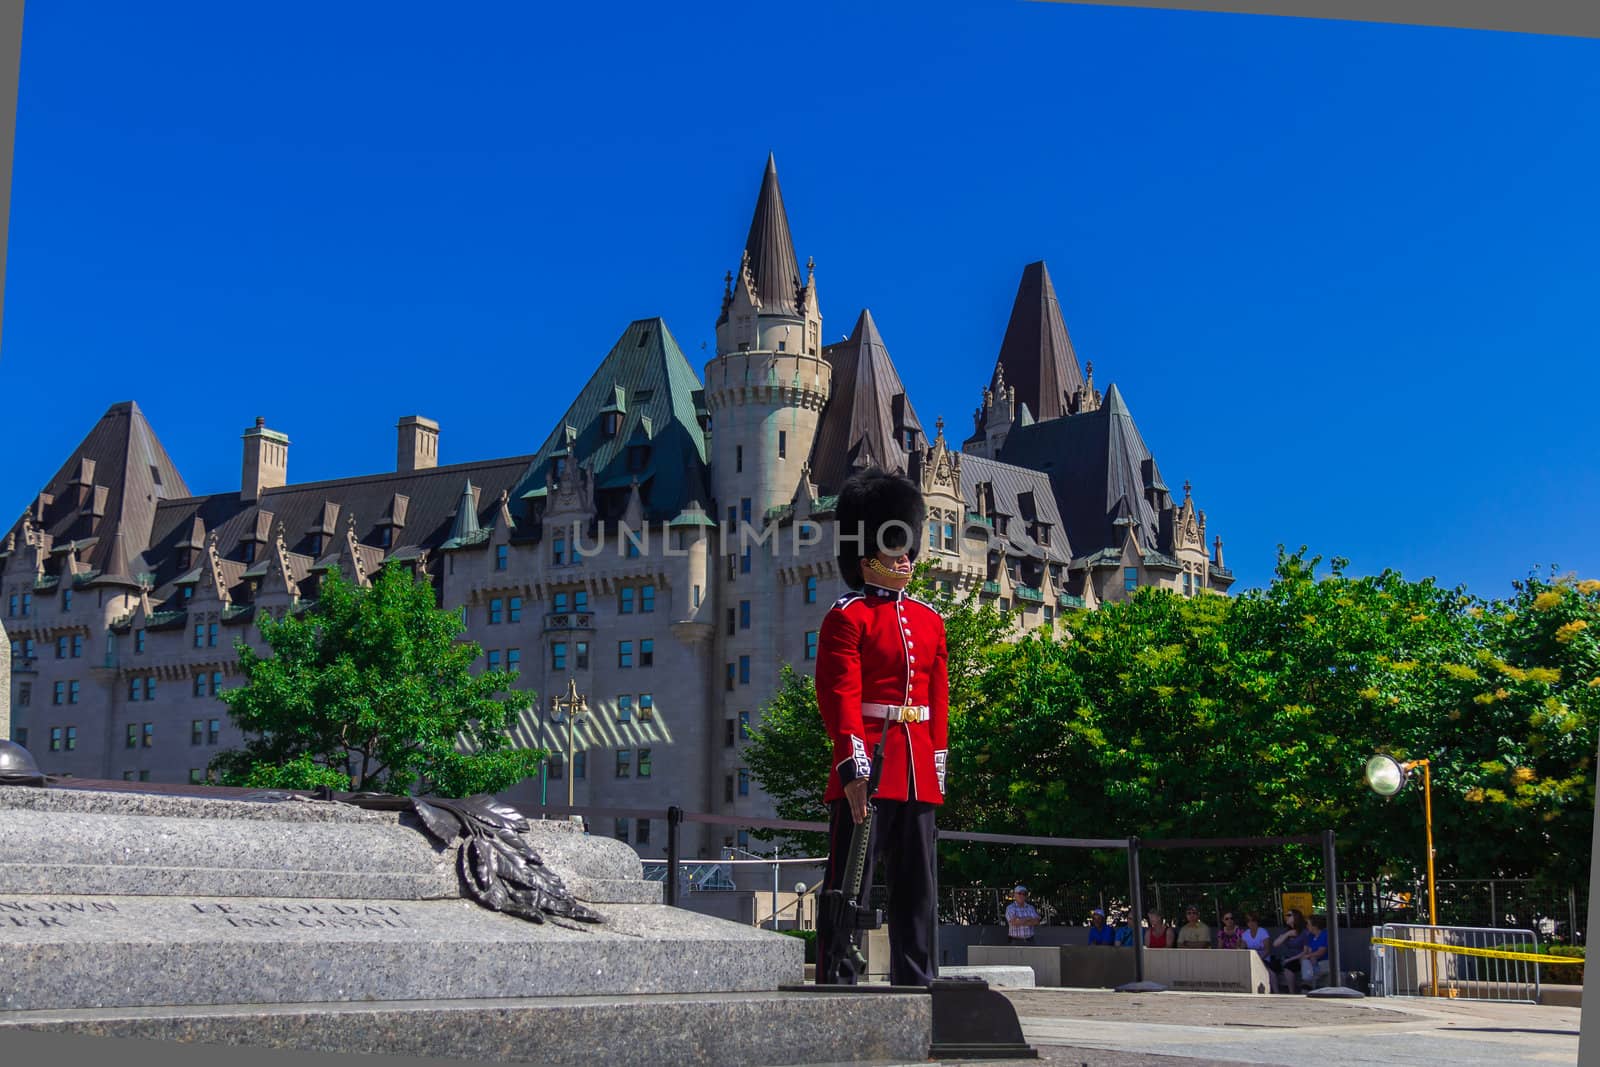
[1369,923,1542,1003]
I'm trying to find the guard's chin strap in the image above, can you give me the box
[863,557,912,591]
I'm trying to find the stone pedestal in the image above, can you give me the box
[0,784,932,1064]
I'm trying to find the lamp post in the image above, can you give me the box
[551,678,588,809]
[1366,754,1438,996]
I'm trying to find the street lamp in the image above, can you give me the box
[551,679,589,808]
[1366,753,1439,995]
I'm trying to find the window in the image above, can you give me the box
[211,671,223,695]
[56,636,67,659]
[626,445,649,472]
[128,678,141,702]
[573,751,586,779]
[309,534,323,556]
[507,648,521,671]
[725,663,735,692]
[1044,606,1054,623]
[68,681,80,704]
[1124,567,1138,593]
[726,553,737,581]
[724,774,734,802]
[208,623,219,648]
[726,608,735,636]
[191,720,204,746]
[49,727,62,751]
[639,693,654,720]
[739,710,751,739]
[601,411,621,437]
[943,522,956,551]
[242,541,257,563]
[22,638,33,658]
[575,641,589,669]
[53,682,64,705]
[65,726,77,750]
[139,770,151,782]
[738,768,750,797]
[618,641,633,668]
[496,545,509,571]
[638,749,652,778]
[194,675,207,698]
[625,538,641,559]
[487,650,501,671]
[805,631,818,660]
[736,445,743,474]
[613,818,629,842]
[554,592,569,613]
[194,624,205,649]
[737,829,751,849]
[615,750,632,778]
[636,816,651,843]
[740,600,751,629]
[122,770,135,781]
[739,656,750,685]
[71,635,83,658]
[509,597,522,622]
[21,593,30,616]
[62,589,73,611]
[135,629,146,654]
[618,694,633,722]
[620,588,635,614]
[692,584,701,608]
[553,537,566,565]
[182,587,193,602]
[189,769,205,785]
[725,719,735,747]
[639,638,653,667]
[640,585,655,613]
[16,683,28,707]
[805,576,817,603]
[142,722,154,748]
[546,754,563,780]
[144,677,157,701]
[574,590,588,612]
[208,719,221,745]
[777,340,786,351]
[727,505,737,530]
[489,598,503,624]
[740,548,751,574]
[741,498,752,524]
[778,430,787,459]
[6,594,14,616]
[929,524,940,551]
[11,726,24,747]
[129,724,141,749]
[1000,599,1010,612]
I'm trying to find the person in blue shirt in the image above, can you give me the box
[1086,908,1117,946]
[1288,913,1331,988]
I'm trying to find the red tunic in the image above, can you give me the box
[815,583,949,805]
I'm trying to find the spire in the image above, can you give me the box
[992,261,1086,422]
[449,481,481,543]
[740,154,802,316]
[808,309,925,493]
[96,527,142,588]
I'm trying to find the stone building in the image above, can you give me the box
[1,156,1232,859]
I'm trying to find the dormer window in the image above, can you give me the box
[308,534,323,556]
[601,412,622,438]
[626,445,650,473]
[552,456,568,479]
[379,527,392,549]
[241,541,256,564]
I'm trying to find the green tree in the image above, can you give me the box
[212,564,543,796]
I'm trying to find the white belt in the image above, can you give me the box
[862,702,930,723]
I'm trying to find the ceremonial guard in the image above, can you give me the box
[814,467,949,986]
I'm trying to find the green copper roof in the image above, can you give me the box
[513,318,710,524]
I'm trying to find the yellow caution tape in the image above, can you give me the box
[1370,936,1580,966]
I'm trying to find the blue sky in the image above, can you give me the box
[2,2,1596,596]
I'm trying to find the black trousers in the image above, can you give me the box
[815,796,937,987]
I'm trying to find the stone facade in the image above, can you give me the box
[2,156,1233,861]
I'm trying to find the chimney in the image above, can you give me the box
[241,417,289,503]
[397,415,440,473]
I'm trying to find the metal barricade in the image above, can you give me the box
[1371,923,1541,1003]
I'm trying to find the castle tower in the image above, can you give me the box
[706,154,831,523]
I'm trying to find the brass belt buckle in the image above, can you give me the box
[898,705,918,723]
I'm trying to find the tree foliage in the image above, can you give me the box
[747,550,1599,894]
[213,565,543,796]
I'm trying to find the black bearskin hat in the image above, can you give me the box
[835,467,926,590]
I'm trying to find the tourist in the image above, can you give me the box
[1240,912,1276,991]
[1288,914,1331,989]
[1144,908,1172,949]
[1217,910,1243,949]
[1271,909,1308,992]
[1006,886,1041,945]
[1087,907,1116,946]
[1175,905,1212,948]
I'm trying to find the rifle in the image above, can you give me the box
[818,727,889,984]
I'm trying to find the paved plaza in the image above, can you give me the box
[940,988,1581,1067]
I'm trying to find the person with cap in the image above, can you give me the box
[1005,886,1041,945]
[1086,907,1116,946]
[814,467,949,987]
